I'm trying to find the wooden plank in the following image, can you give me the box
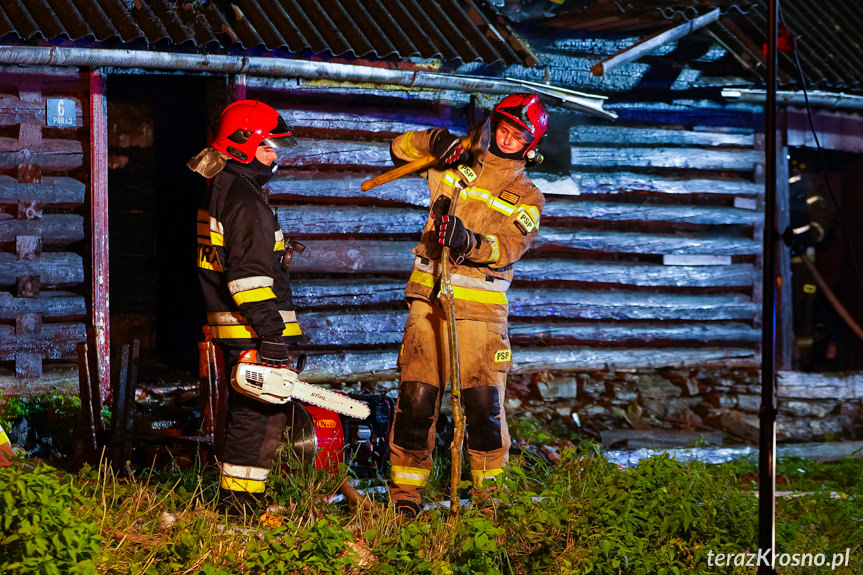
[291,280,759,321]
[507,288,758,321]
[289,241,757,287]
[0,322,85,360]
[267,173,428,206]
[571,146,762,171]
[276,205,424,236]
[542,201,761,226]
[533,228,759,256]
[777,371,863,401]
[573,172,762,196]
[0,137,83,170]
[297,346,759,383]
[571,125,755,147]
[90,68,110,402]
[507,322,759,345]
[276,140,391,168]
[0,176,86,205]
[0,291,87,320]
[0,214,85,243]
[277,107,461,136]
[296,308,757,347]
[0,252,84,287]
[600,429,725,449]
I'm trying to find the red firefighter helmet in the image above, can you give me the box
[211,100,297,163]
[491,93,549,158]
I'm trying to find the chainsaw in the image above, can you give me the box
[230,350,370,420]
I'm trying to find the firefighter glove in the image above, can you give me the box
[435,215,475,255]
[259,335,292,368]
[429,129,464,165]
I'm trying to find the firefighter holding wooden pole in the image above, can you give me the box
[381,94,549,519]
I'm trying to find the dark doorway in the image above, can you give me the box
[788,148,863,371]
[107,75,210,373]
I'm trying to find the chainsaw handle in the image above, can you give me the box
[361,136,471,192]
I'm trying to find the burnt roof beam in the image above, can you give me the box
[590,8,720,77]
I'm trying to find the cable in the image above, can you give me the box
[778,0,863,295]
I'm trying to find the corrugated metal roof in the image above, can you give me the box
[539,0,863,94]
[0,0,536,66]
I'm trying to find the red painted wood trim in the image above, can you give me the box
[89,68,110,401]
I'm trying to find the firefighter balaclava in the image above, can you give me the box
[489,93,548,162]
[188,100,297,178]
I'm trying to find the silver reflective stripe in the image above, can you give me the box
[413,257,510,293]
[275,229,284,243]
[207,309,297,325]
[209,216,224,236]
[228,275,274,295]
[221,462,270,480]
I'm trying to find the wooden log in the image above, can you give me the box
[0,137,83,170]
[17,275,40,297]
[0,322,85,360]
[0,252,84,287]
[276,140,391,168]
[296,308,757,347]
[0,93,82,126]
[570,146,762,171]
[289,241,757,287]
[15,235,41,260]
[0,291,87,320]
[542,201,761,226]
[532,228,759,256]
[0,214,85,243]
[267,173,428,206]
[277,107,461,136]
[777,371,863,401]
[507,322,759,345]
[0,176,86,205]
[572,172,762,196]
[276,205,424,235]
[571,125,755,147]
[296,346,759,383]
[291,280,759,321]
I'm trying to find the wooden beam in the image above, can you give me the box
[0,291,86,320]
[275,139,391,168]
[0,214,85,243]
[0,252,84,286]
[90,68,110,402]
[542,201,761,226]
[573,172,763,197]
[571,125,755,147]
[0,323,86,360]
[571,146,762,171]
[0,176,86,206]
[0,137,83,170]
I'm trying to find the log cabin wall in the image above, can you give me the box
[0,66,88,389]
[245,77,763,388]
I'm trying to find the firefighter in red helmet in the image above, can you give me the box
[387,93,549,518]
[188,99,301,514]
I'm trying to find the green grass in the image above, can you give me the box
[2,446,862,574]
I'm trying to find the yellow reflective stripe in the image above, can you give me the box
[198,258,217,271]
[274,240,285,251]
[211,231,224,247]
[0,430,8,445]
[232,287,276,305]
[220,476,266,493]
[408,270,507,304]
[391,465,430,487]
[403,131,423,159]
[471,468,503,486]
[484,234,500,262]
[466,188,516,216]
[209,322,302,340]
[281,323,302,337]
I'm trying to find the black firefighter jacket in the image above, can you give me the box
[196,159,301,347]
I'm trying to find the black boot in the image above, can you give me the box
[217,488,261,517]
[393,499,422,520]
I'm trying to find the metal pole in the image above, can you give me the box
[758,0,778,573]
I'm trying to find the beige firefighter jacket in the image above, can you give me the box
[391,128,544,324]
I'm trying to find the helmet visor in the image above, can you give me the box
[495,117,535,145]
[263,116,298,148]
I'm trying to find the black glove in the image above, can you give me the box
[435,215,475,255]
[429,129,464,165]
[259,335,292,368]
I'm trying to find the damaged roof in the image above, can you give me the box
[0,0,537,67]
[538,0,863,94]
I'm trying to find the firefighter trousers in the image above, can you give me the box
[218,344,287,497]
[389,299,512,506]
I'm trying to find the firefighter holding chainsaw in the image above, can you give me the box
[387,94,549,518]
[189,99,303,514]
